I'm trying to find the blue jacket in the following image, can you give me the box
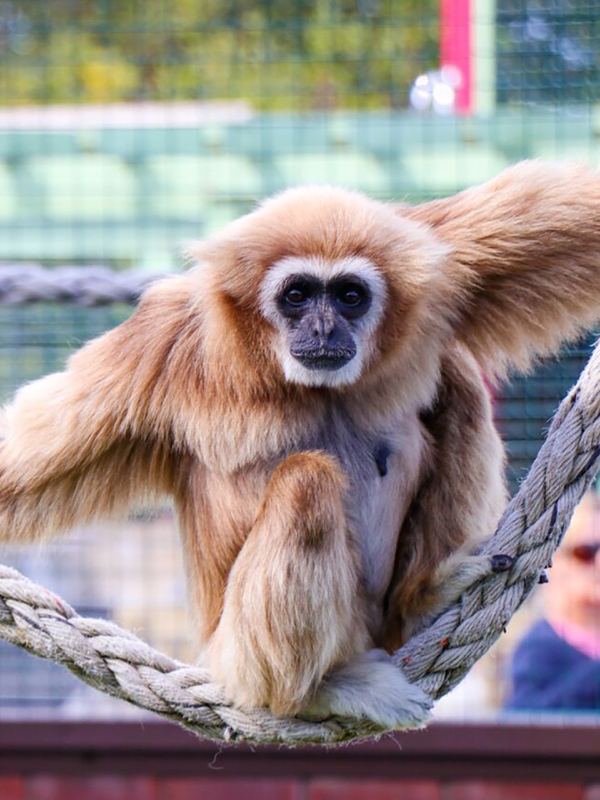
[504,619,600,711]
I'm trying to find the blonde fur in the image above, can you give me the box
[1,162,600,727]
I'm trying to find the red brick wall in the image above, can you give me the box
[1,777,600,800]
[1,722,599,800]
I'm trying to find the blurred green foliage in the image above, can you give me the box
[0,0,438,109]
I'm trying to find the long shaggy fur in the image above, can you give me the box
[1,161,600,726]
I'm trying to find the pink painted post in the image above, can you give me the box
[440,0,472,113]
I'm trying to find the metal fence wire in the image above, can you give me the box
[0,0,599,720]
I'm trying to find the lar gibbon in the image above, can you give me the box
[0,160,599,728]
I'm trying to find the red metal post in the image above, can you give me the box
[440,0,472,113]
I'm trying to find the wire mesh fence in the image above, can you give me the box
[0,0,599,720]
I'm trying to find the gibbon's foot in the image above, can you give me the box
[432,552,514,613]
[299,649,432,730]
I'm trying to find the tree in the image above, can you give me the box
[0,0,439,109]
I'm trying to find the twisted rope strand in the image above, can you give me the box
[0,265,166,306]
[398,344,600,697]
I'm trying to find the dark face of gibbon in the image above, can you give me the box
[259,254,387,388]
[276,273,372,371]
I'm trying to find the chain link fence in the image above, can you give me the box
[0,0,599,720]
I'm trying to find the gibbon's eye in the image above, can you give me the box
[282,282,313,307]
[335,282,367,309]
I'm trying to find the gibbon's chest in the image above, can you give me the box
[192,399,426,601]
[298,406,427,602]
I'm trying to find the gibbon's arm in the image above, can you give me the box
[404,160,600,379]
[0,276,193,543]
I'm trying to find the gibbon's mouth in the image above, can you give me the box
[291,348,356,371]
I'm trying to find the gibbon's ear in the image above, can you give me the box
[400,160,600,380]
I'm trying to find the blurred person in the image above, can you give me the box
[504,491,600,711]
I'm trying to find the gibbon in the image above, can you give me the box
[1,160,600,728]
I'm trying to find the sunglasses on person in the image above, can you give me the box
[566,543,600,565]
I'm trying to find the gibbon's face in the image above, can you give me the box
[259,255,388,388]
[195,185,450,390]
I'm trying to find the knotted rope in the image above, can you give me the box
[0,267,599,744]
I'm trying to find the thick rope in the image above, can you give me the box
[0,265,166,306]
[0,268,599,744]
[396,340,600,696]
[1,341,599,744]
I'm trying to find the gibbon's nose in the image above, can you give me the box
[309,299,339,343]
[311,315,336,345]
